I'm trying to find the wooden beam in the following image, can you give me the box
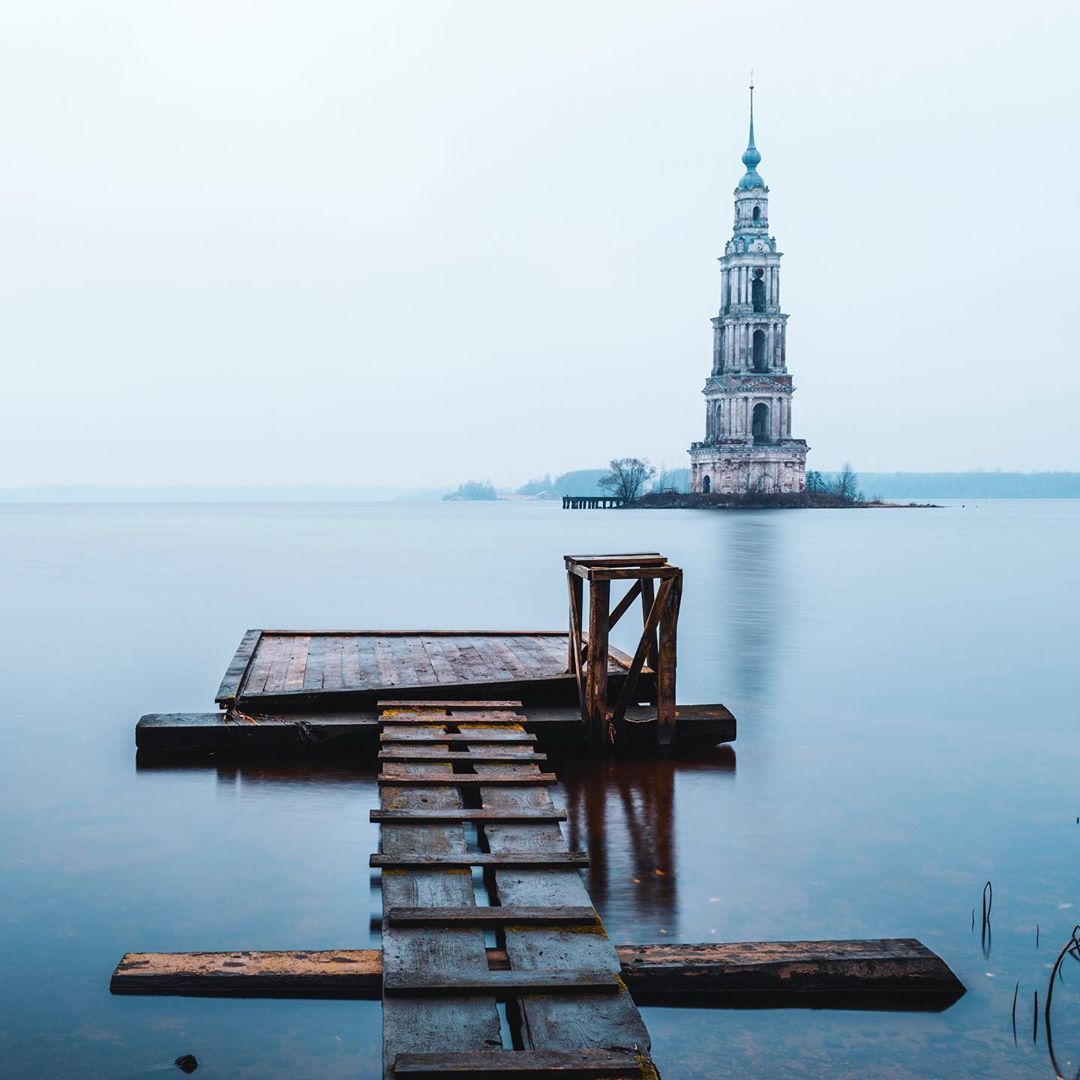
[392,1048,652,1077]
[376,774,558,786]
[370,809,567,824]
[383,970,619,996]
[379,700,524,709]
[214,629,261,707]
[111,939,965,1008]
[385,906,598,927]
[370,852,589,869]
[380,733,538,744]
[378,751,548,763]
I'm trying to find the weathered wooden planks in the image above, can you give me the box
[110,938,965,1007]
[371,809,567,824]
[378,743,502,1078]
[383,970,620,996]
[386,906,598,927]
[375,774,560,787]
[378,750,549,763]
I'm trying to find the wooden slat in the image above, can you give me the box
[215,629,262,705]
[371,809,566,823]
[564,554,664,567]
[393,1049,650,1078]
[282,635,310,691]
[378,752,501,1078]
[380,733,538,744]
[387,906,598,927]
[475,755,653,1057]
[383,970,619,996]
[378,751,548,763]
[377,774,559,786]
[371,852,588,869]
[379,700,524,709]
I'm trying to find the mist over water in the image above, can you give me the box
[1,500,1077,1077]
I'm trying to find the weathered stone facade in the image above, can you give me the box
[689,89,808,495]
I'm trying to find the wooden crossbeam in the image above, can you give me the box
[380,716,524,726]
[378,750,548,763]
[370,809,567,824]
[379,700,524,710]
[392,1048,652,1078]
[380,734,537,745]
[370,852,589,870]
[386,906,598,927]
[377,774,558,786]
[383,970,619,996]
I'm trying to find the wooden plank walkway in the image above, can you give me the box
[375,702,657,1079]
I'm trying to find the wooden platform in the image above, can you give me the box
[215,630,643,713]
[135,704,736,753]
[375,702,657,1079]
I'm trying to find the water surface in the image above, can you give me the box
[1,500,1077,1078]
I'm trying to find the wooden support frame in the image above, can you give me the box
[564,553,683,748]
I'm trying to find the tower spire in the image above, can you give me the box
[738,73,765,189]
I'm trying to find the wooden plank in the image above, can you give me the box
[371,852,588,869]
[239,633,279,698]
[585,579,610,746]
[386,906,598,927]
[282,635,311,691]
[393,1049,651,1078]
[380,732,538,744]
[378,751,501,1078]
[383,970,619,995]
[564,554,664,567]
[475,757,653,1057]
[377,717,527,726]
[110,938,966,1006]
[379,700,524,710]
[320,636,345,691]
[302,634,326,691]
[215,629,262,705]
[371,809,566,823]
[378,751,548,763]
[376,775,560,786]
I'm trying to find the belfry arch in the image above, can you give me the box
[752,329,767,371]
[751,269,765,313]
[752,403,770,444]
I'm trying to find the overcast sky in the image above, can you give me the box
[1,1,1076,487]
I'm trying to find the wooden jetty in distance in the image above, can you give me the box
[562,495,626,509]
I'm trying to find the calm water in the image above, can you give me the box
[1,500,1078,1078]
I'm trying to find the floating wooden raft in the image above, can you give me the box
[375,702,657,1079]
[215,630,644,713]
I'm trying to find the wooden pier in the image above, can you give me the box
[375,701,656,1077]
[562,496,626,509]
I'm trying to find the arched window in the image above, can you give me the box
[752,205,761,222]
[702,475,711,494]
[752,328,767,371]
[752,403,770,444]
[751,269,765,313]
[715,402,723,436]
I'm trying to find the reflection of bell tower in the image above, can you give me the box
[689,81,808,495]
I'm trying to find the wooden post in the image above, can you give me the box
[585,578,610,746]
[657,569,682,747]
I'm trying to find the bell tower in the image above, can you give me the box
[689,82,808,495]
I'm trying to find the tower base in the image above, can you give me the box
[689,438,808,495]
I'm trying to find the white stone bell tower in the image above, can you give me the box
[689,83,808,495]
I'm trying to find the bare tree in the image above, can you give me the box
[832,462,861,503]
[598,458,656,502]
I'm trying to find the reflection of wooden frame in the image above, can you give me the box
[565,553,683,748]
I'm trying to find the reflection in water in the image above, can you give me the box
[554,749,735,937]
[719,514,788,704]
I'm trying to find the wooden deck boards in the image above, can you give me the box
[215,631,634,711]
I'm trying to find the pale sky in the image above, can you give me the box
[1,1,1077,487]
